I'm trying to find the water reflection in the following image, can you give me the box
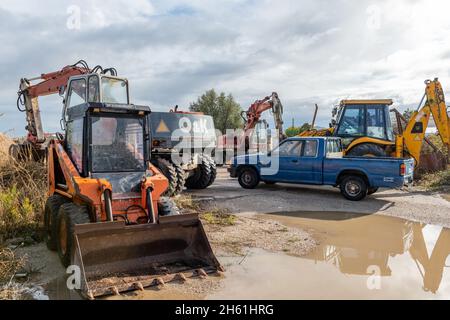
[266,212,450,294]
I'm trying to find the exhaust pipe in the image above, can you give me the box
[104,190,113,222]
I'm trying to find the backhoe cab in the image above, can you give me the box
[44,69,221,299]
[332,100,396,155]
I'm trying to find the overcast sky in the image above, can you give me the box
[1,0,449,135]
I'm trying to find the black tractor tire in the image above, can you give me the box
[340,175,368,201]
[346,143,386,157]
[56,203,90,268]
[238,167,260,189]
[174,163,186,195]
[44,195,69,251]
[204,155,217,187]
[185,156,212,190]
[152,158,178,197]
[158,197,181,217]
[368,187,379,195]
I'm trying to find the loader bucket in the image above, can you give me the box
[71,214,222,299]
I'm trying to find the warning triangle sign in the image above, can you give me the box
[414,134,421,141]
[156,120,170,133]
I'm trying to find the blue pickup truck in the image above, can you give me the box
[228,137,414,201]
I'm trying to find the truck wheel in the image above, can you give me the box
[56,203,90,267]
[185,156,212,190]
[340,175,368,201]
[347,143,386,157]
[152,158,178,197]
[44,195,69,251]
[368,187,379,195]
[238,167,260,189]
[174,163,186,195]
[158,197,181,216]
[204,155,217,187]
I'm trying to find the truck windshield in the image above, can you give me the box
[91,116,145,172]
[101,77,128,104]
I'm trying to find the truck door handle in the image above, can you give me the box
[292,159,299,163]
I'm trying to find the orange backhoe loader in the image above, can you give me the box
[14,61,221,299]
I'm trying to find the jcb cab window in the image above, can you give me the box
[337,106,365,136]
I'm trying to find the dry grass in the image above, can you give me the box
[175,195,237,226]
[201,210,236,226]
[417,169,450,192]
[174,195,201,212]
[424,134,448,158]
[0,134,13,166]
[0,134,47,243]
[0,248,25,284]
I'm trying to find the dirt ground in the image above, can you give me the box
[5,168,450,300]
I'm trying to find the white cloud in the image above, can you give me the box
[1,0,450,134]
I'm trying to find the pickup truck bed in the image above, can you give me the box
[229,137,414,201]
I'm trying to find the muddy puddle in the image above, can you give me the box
[209,212,450,299]
[44,212,450,300]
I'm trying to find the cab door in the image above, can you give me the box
[265,140,303,182]
[297,139,322,184]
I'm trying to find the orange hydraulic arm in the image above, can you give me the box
[242,92,284,139]
[17,60,90,145]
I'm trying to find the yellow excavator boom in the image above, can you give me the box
[402,79,450,164]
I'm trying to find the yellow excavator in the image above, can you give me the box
[300,79,450,171]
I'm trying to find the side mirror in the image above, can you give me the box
[59,85,65,97]
[331,107,338,117]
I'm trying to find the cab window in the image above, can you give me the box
[67,79,86,108]
[302,140,318,157]
[88,76,100,102]
[66,118,84,172]
[326,140,343,158]
[274,140,303,157]
[101,77,128,104]
[367,106,386,139]
[337,106,365,136]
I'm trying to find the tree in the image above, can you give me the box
[403,109,414,121]
[190,89,243,133]
[285,123,311,137]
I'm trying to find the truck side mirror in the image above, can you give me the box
[59,85,65,97]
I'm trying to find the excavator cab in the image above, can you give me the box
[44,70,221,299]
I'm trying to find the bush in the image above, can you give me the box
[285,123,311,137]
[0,186,38,240]
[0,136,47,243]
